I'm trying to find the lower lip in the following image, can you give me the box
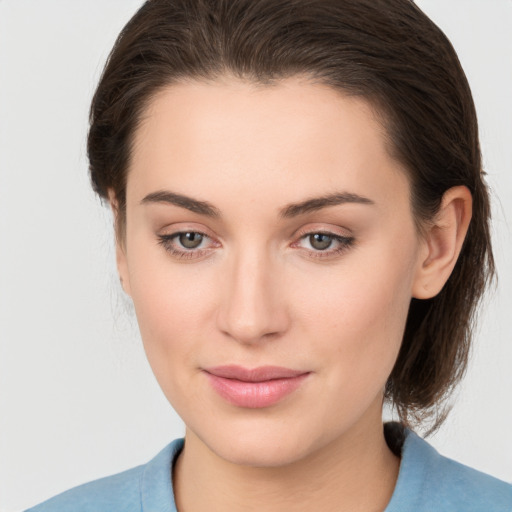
[205,372,310,408]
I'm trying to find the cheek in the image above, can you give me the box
[292,241,416,383]
[125,245,218,382]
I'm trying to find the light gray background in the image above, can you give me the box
[0,1,511,511]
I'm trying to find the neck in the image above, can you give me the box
[173,412,400,512]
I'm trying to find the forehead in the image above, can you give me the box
[127,75,409,212]
[134,75,390,158]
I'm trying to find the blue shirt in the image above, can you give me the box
[26,427,512,511]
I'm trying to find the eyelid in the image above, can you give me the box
[158,221,218,238]
[292,223,353,240]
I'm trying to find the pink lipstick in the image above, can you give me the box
[203,365,310,408]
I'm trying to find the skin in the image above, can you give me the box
[113,75,471,511]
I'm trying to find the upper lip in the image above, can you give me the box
[204,365,309,382]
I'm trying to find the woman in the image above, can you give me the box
[26,0,512,510]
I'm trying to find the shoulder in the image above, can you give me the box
[25,439,184,512]
[25,465,144,512]
[387,426,512,512]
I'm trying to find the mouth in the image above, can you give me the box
[203,365,311,408]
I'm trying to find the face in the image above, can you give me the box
[117,75,428,467]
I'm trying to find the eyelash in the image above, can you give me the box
[157,230,355,261]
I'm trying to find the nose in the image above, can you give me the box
[216,249,290,345]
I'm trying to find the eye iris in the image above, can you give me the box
[179,232,203,249]
[310,233,332,250]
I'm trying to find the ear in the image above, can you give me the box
[412,186,472,299]
[107,189,132,297]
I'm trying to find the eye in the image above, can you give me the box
[157,230,218,260]
[177,232,205,249]
[308,233,334,251]
[293,230,355,259]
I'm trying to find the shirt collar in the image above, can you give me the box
[141,438,184,512]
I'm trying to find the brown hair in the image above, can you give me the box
[87,0,494,432]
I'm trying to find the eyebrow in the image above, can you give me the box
[140,190,375,218]
[279,192,375,218]
[141,190,221,217]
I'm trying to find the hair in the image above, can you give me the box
[87,0,494,433]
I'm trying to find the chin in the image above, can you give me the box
[188,414,330,469]
[213,434,310,468]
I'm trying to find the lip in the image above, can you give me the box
[203,365,310,408]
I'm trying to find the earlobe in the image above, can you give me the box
[107,189,132,297]
[412,186,472,299]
